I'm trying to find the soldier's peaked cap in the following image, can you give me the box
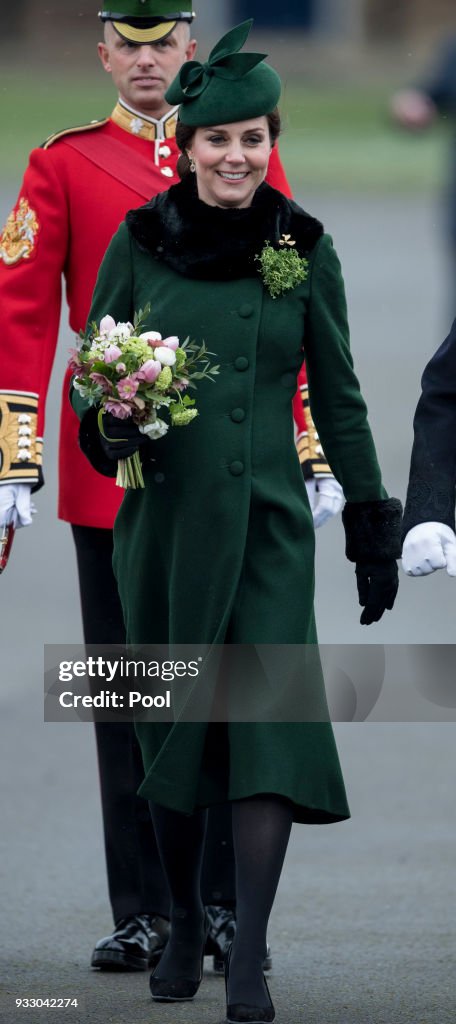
[99,1,196,45]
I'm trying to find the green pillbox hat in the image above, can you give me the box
[99,1,195,44]
[165,19,281,126]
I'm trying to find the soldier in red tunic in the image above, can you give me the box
[0,0,341,972]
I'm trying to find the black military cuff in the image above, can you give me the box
[31,466,45,493]
[401,475,456,541]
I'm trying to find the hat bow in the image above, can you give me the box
[167,20,267,104]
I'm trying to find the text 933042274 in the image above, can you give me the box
[15,998,79,1010]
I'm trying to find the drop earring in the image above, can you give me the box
[188,154,196,173]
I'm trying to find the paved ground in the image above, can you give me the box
[1,701,455,1023]
[0,190,455,1023]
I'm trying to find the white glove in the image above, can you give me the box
[402,522,456,577]
[0,484,35,529]
[305,476,344,529]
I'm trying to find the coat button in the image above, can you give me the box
[234,356,249,371]
[231,408,246,423]
[159,145,171,158]
[161,166,174,177]
[238,303,253,318]
[229,461,245,476]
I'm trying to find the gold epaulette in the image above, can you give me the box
[41,117,110,149]
[296,383,332,479]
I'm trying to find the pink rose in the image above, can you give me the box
[162,336,180,351]
[117,376,139,399]
[104,399,132,419]
[104,344,123,364]
[136,359,162,383]
[90,372,114,394]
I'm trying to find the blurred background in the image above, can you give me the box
[1,5,456,1022]
[2,0,455,192]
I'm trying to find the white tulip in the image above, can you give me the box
[155,346,176,366]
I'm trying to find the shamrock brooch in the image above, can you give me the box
[256,234,309,299]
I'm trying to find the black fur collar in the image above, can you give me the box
[126,175,324,281]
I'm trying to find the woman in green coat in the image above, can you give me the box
[73,21,401,1024]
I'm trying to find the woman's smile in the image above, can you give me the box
[217,170,250,182]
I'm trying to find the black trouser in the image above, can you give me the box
[72,524,235,924]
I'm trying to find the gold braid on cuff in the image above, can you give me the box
[296,383,332,478]
[0,392,42,484]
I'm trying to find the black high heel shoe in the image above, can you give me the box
[149,914,209,1002]
[224,944,275,1023]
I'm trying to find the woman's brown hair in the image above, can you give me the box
[175,107,282,179]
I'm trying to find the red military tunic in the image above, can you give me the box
[0,99,322,526]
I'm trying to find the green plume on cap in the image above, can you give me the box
[165,19,281,126]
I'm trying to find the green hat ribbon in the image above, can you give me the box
[166,20,266,104]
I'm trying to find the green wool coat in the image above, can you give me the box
[75,184,386,825]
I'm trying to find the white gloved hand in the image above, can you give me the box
[402,522,456,577]
[0,484,35,529]
[305,476,344,529]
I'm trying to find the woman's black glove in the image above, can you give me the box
[342,498,403,626]
[355,561,399,625]
[78,408,150,478]
[98,412,150,461]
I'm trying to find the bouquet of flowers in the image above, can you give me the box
[70,305,219,488]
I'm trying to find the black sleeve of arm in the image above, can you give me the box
[402,318,456,537]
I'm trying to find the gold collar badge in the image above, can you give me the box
[111,102,178,142]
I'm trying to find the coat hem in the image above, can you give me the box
[137,772,350,825]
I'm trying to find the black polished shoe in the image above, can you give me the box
[149,914,209,1002]
[205,906,272,974]
[224,944,275,1024]
[91,914,169,971]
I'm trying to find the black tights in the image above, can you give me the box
[149,796,293,1006]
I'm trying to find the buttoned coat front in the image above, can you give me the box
[79,183,386,824]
